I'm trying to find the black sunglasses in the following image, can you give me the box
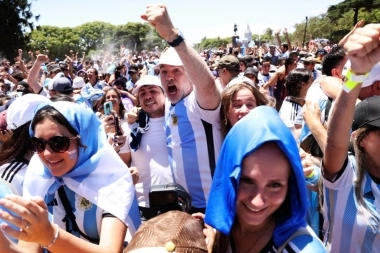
[29,136,78,154]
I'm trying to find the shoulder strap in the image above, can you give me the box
[276,228,310,253]
[57,186,100,244]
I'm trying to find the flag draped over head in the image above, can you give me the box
[24,101,141,234]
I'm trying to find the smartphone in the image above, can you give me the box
[114,116,123,136]
[104,101,113,116]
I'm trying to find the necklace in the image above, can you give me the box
[233,220,273,253]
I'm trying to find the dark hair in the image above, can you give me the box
[0,122,32,166]
[285,58,297,70]
[285,68,312,96]
[88,67,99,83]
[31,105,87,149]
[282,44,289,51]
[11,71,24,82]
[31,105,78,136]
[321,46,346,76]
[50,94,75,102]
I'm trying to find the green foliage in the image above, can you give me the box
[0,0,37,61]
[28,22,164,59]
[196,37,231,50]
[328,0,380,25]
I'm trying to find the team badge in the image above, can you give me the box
[78,197,92,210]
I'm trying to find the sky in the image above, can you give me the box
[30,0,343,45]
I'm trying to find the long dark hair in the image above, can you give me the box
[0,122,32,166]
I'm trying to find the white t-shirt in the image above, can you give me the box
[124,117,174,207]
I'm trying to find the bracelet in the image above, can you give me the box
[41,224,59,249]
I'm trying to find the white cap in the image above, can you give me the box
[6,94,50,130]
[154,47,184,70]
[132,75,162,95]
[73,76,86,88]
[362,61,380,88]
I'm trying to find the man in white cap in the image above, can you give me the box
[142,4,222,213]
[120,75,173,221]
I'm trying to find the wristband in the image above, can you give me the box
[41,224,59,249]
[343,69,368,93]
[167,29,185,47]
[306,170,315,179]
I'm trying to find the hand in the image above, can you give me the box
[284,28,288,34]
[275,29,280,36]
[129,167,139,185]
[344,24,380,74]
[65,55,73,64]
[354,20,365,29]
[36,54,48,63]
[127,107,139,124]
[303,99,321,128]
[102,114,115,134]
[0,195,56,246]
[18,49,22,56]
[299,149,314,177]
[141,4,178,42]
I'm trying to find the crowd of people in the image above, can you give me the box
[0,3,379,253]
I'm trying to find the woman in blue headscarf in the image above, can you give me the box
[204,106,325,253]
[0,101,140,253]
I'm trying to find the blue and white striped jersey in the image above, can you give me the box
[323,155,380,253]
[165,91,223,209]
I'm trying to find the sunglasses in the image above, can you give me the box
[29,136,78,154]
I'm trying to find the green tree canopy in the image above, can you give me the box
[328,0,380,26]
[28,21,164,59]
[0,0,38,61]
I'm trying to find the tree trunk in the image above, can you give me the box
[353,8,359,26]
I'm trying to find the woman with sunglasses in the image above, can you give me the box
[0,101,140,253]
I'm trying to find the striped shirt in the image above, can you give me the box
[0,158,28,195]
[323,155,380,252]
[279,97,302,125]
[226,227,325,252]
[165,92,223,208]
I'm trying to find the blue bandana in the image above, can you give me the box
[204,106,308,247]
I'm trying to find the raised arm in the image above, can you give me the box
[324,24,380,180]
[275,29,281,46]
[338,20,365,47]
[141,4,219,109]
[26,54,47,94]
[284,28,292,51]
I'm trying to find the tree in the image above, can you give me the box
[196,37,231,50]
[29,26,82,60]
[327,0,380,26]
[0,0,38,61]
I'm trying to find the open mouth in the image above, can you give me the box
[168,85,178,95]
[146,101,156,106]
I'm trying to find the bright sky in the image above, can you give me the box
[31,0,342,45]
